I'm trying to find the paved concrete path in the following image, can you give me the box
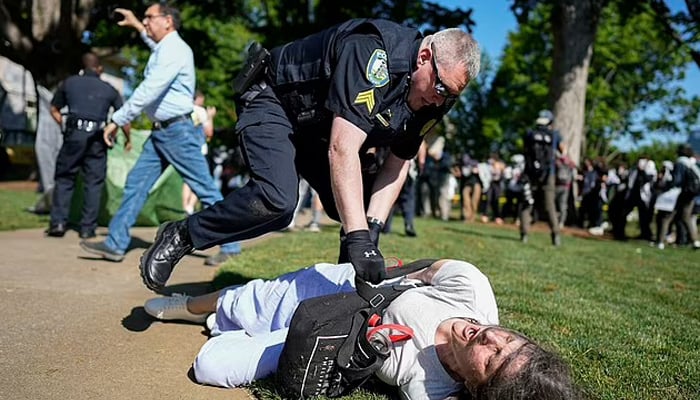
[0,226,261,400]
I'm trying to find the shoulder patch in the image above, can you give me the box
[354,89,376,114]
[366,49,389,87]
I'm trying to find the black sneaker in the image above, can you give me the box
[139,220,194,292]
[45,223,66,238]
[552,233,562,247]
[405,224,417,237]
[79,228,96,239]
[80,240,124,262]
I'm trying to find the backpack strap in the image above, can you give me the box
[334,259,436,394]
[355,258,438,304]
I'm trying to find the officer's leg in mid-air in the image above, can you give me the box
[139,84,299,292]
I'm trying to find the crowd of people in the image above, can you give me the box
[410,115,700,250]
[19,1,700,398]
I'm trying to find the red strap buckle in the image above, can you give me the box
[367,324,414,343]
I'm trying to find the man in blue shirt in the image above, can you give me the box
[80,2,240,265]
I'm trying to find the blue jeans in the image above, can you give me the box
[105,120,240,255]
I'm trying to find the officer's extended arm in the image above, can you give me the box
[329,115,367,232]
[330,115,386,283]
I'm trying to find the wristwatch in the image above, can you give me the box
[367,216,385,229]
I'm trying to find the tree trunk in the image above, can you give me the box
[550,0,603,166]
[0,0,95,87]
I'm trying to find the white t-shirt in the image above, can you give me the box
[376,260,499,399]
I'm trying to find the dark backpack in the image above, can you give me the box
[683,162,700,195]
[525,126,554,183]
[276,259,437,399]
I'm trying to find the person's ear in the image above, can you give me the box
[418,47,431,66]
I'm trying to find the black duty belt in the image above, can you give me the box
[66,118,106,132]
[152,113,192,130]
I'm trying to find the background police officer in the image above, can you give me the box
[46,52,130,239]
[519,110,565,246]
[139,19,481,291]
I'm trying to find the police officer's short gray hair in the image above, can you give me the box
[430,29,481,83]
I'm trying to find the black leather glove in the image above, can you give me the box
[344,230,386,284]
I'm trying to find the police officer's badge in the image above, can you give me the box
[366,49,389,87]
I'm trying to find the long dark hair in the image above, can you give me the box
[473,341,580,400]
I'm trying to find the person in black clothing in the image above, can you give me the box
[139,19,480,291]
[519,110,565,246]
[46,53,130,239]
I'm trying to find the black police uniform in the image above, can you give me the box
[49,69,123,235]
[188,19,452,248]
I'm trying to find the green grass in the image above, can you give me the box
[215,218,700,400]
[1,189,698,399]
[0,189,49,230]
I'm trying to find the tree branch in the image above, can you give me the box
[650,0,700,69]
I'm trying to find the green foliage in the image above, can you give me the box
[492,0,699,163]
[480,3,552,160]
[586,1,698,155]
[85,0,475,147]
[213,217,700,400]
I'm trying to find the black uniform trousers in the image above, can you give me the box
[187,83,378,249]
[50,127,108,230]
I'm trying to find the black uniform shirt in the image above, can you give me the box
[270,19,451,160]
[51,70,123,122]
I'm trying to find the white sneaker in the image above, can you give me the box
[206,313,217,331]
[305,222,321,232]
[144,293,208,323]
[657,242,665,250]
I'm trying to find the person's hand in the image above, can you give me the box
[103,123,118,148]
[344,230,386,284]
[206,106,217,119]
[114,8,142,30]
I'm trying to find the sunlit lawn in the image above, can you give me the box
[1,187,698,399]
[216,217,699,400]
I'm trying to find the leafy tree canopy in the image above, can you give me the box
[476,0,699,164]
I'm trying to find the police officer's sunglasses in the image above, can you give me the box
[430,43,459,102]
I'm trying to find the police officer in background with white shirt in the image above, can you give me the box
[46,52,129,239]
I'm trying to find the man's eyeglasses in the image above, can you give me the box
[430,43,459,102]
[143,14,166,21]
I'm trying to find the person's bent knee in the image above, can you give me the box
[193,347,251,388]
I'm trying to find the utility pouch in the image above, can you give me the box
[232,42,270,94]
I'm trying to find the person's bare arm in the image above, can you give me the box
[329,115,369,233]
[366,152,409,222]
[121,123,132,151]
[50,105,62,125]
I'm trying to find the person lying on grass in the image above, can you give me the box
[144,259,579,399]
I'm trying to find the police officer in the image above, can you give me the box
[519,110,565,246]
[46,53,130,239]
[139,19,481,291]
